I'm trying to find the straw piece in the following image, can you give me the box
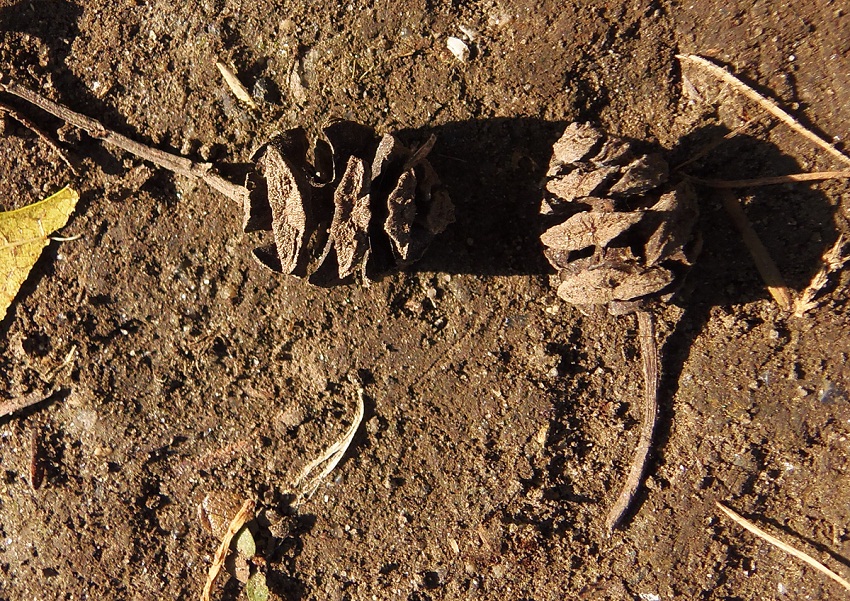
[291,388,365,507]
[716,502,850,593]
[691,170,850,188]
[718,189,793,311]
[201,499,255,601]
[216,62,257,109]
[677,55,850,168]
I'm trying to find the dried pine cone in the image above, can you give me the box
[540,123,700,314]
[243,121,454,285]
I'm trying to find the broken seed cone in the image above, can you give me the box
[540,122,700,315]
[243,121,454,285]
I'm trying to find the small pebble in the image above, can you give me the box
[447,36,470,63]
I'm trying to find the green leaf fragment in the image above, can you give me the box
[245,572,269,601]
[234,526,256,558]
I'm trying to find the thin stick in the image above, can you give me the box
[0,387,59,418]
[718,189,793,311]
[690,170,850,188]
[673,118,758,172]
[677,55,850,168]
[0,73,248,205]
[201,499,255,601]
[716,502,850,593]
[606,310,659,531]
[0,99,79,173]
[291,388,365,507]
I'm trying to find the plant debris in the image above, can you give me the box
[716,502,850,594]
[541,122,700,316]
[718,189,793,311]
[289,387,365,507]
[216,61,258,110]
[0,186,79,322]
[0,387,60,419]
[0,74,453,286]
[540,123,700,530]
[794,235,849,317]
[677,54,850,168]
[201,498,255,601]
[245,124,454,285]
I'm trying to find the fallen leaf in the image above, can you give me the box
[0,186,79,322]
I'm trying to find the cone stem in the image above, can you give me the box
[606,309,659,531]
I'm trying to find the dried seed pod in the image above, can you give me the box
[243,121,454,285]
[540,122,699,315]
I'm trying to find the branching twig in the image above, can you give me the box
[718,189,793,311]
[677,55,850,168]
[201,499,255,601]
[689,170,850,188]
[0,72,248,205]
[606,310,659,531]
[0,99,79,173]
[716,502,850,593]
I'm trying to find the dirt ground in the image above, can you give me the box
[1,0,849,599]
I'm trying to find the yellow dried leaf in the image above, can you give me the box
[0,186,79,321]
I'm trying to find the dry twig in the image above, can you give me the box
[717,189,793,311]
[677,54,850,168]
[606,310,659,531]
[716,502,850,593]
[0,99,79,173]
[0,73,248,205]
[201,499,255,601]
[0,387,59,418]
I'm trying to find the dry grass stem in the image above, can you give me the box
[794,235,849,317]
[718,189,793,311]
[215,62,257,109]
[0,387,59,418]
[292,388,365,507]
[677,54,850,168]
[606,310,659,531]
[673,119,757,172]
[201,499,255,601]
[690,170,850,188]
[716,502,850,593]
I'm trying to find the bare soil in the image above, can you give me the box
[1,1,849,599]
